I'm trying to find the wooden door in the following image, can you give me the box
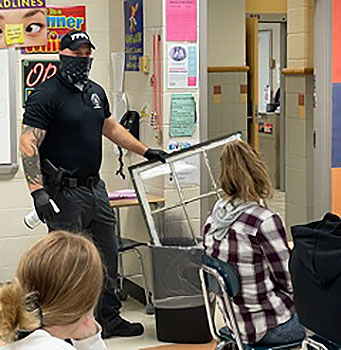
[246,17,259,150]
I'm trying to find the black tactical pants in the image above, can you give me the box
[45,177,122,331]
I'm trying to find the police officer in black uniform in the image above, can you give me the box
[20,31,167,339]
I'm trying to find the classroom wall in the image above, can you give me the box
[107,0,164,286]
[161,0,201,240]
[246,0,287,14]
[108,0,202,286]
[284,0,315,229]
[208,0,245,67]
[0,0,199,290]
[287,0,314,68]
[0,0,113,282]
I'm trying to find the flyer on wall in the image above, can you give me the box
[124,0,144,71]
[166,0,197,42]
[168,43,198,89]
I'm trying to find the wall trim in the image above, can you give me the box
[208,66,250,73]
[282,67,314,75]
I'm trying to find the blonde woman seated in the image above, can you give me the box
[0,231,107,350]
[203,140,305,345]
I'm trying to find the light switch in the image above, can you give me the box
[139,56,150,73]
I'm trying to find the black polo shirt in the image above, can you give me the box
[23,72,111,178]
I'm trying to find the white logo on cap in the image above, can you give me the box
[71,33,89,41]
[91,93,101,109]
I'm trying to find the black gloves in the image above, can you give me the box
[31,188,55,222]
[144,148,168,163]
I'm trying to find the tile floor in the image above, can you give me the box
[104,297,169,350]
[104,297,224,350]
[105,190,286,350]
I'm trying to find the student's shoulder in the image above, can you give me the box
[8,330,75,350]
[241,205,280,228]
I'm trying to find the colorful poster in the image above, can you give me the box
[124,0,143,71]
[22,6,86,54]
[22,59,59,106]
[166,0,197,42]
[170,94,196,137]
[0,0,47,49]
[333,0,341,214]
[168,43,198,89]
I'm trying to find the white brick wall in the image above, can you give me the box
[208,0,246,67]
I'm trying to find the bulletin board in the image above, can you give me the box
[0,48,18,174]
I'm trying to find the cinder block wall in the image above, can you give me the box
[208,0,245,66]
[285,0,315,230]
[107,0,164,288]
[208,72,248,141]
[207,71,248,175]
[285,74,314,230]
[206,0,247,215]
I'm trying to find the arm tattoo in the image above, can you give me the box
[22,153,43,187]
[20,126,46,191]
[21,125,45,147]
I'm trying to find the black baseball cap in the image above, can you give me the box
[60,31,96,51]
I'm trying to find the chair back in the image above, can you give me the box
[200,254,244,350]
[202,254,240,297]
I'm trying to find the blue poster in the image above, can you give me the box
[333,83,341,167]
[124,0,143,71]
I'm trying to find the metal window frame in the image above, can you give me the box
[129,132,241,246]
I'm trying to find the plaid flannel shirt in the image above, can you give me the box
[203,204,295,344]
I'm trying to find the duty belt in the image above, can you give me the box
[61,174,100,188]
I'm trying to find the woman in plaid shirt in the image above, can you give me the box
[203,140,305,345]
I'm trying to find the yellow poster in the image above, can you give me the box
[0,1,47,49]
[5,23,24,45]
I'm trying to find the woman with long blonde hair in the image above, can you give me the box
[0,231,106,349]
[203,139,305,345]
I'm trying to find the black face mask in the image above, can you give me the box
[59,55,93,85]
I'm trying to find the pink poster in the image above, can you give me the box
[166,0,197,42]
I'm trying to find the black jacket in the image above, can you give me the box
[290,213,341,344]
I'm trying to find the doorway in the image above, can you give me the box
[246,14,287,217]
